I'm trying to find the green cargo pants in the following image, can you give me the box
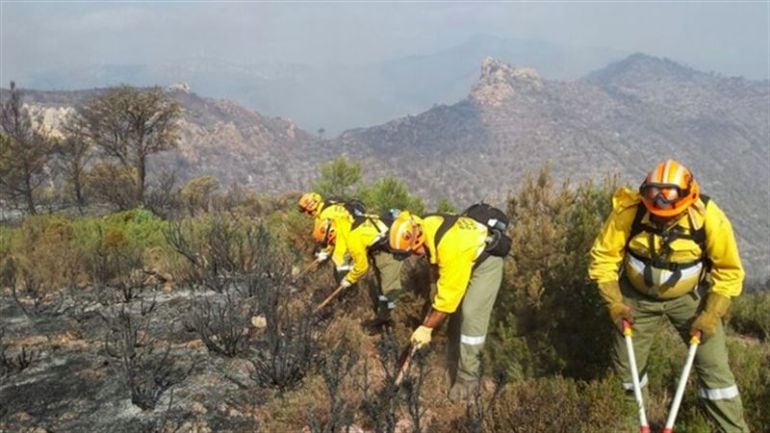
[613,277,749,433]
[447,256,504,383]
[371,251,405,313]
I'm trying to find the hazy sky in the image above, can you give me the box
[1,1,768,81]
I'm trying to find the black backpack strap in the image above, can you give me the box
[351,214,369,231]
[627,196,712,292]
[625,202,647,251]
[691,195,710,252]
[429,213,493,270]
[431,214,458,248]
[473,252,491,271]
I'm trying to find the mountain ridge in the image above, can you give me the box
[5,53,768,278]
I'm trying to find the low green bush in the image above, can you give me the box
[489,168,617,379]
[730,291,770,341]
[727,339,770,431]
[482,376,632,433]
[9,214,81,292]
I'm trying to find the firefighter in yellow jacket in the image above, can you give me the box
[298,192,355,281]
[328,212,405,329]
[589,160,748,432]
[389,211,504,402]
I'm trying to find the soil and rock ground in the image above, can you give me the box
[0,260,477,433]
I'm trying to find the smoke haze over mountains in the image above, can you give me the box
[2,3,768,133]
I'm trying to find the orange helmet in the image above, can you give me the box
[298,192,323,216]
[312,218,336,246]
[389,211,424,254]
[639,160,700,218]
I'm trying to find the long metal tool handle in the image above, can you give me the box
[623,321,650,433]
[662,333,701,433]
[394,345,418,386]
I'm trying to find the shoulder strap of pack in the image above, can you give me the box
[691,195,710,251]
[351,214,367,231]
[351,214,381,232]
[626,196,711,253]
[625,202,647,250]
[425,213,458,248]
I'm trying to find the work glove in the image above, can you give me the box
[410,325,433,349]
[315,251,330,262]
[339,279,352,289]
[691,292,731,339]
[336,264,353,272]
[598,280,633,333]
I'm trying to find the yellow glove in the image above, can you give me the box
[608,303,633,333]
[410,325,433,349]
[598,281,633,333]
[691,293,731,339]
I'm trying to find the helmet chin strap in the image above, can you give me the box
[650,211,686,226]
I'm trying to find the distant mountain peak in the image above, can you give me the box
[470,57,543,106]
[585,52,708,86]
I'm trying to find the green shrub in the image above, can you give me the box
[265,207,315,262]
[482,376,631,433]
[729,291,770,341]
[9,215,81,292]
[313,156,362,199]
[180,175,219,217]
[489,167,617,379]
[71,209,174,291]
[726,339,770,431]
[84,162,138,210]
[357,177,425,215]
[0,225,12,273]
[166,214,293,292]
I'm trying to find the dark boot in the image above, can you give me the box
[362,296,395,333]
[448,378,480,403]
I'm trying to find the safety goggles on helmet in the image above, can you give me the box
[639,160,699,218]
[641,184,683,209]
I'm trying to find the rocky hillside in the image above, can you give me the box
[336,54,770,278]
[8,85,327,192]
[22,34,626,134]
[8,53,769,277]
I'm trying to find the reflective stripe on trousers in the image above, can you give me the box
[460,334,486,346]
[699,385,740,400]
[622,373,648,391]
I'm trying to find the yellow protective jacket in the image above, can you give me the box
[316,202,354,268]
[589,188,744,299]
[342,216,389,285]
[421,215,489,313]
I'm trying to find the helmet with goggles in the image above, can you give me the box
[298,192,323,216]
[639,160,699,218]
[388,211,424,254]
[312,218,336,246]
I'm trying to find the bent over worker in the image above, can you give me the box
[588,160,748,433]
[298,192,356,282]
[333,212,405,330]
[389,210,505,402]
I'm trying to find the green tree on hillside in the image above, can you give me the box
[313,156,362,199]
[84,163,138,211]
[68,86,181,205]
[54,130,92,213]
[181,176,219,217]
[490,167,617,379]
[0,82,54,215]
[357,177,425,214]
